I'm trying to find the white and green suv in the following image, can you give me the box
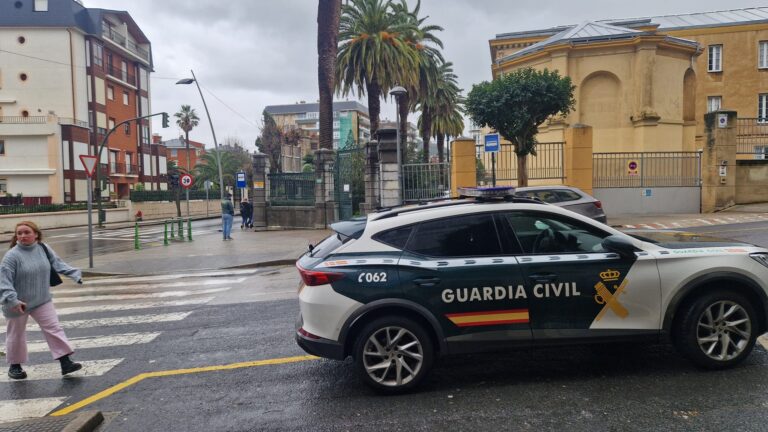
[296,190,768,393]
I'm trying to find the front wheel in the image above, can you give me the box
[353,316,434,394]
[673,290,758,369]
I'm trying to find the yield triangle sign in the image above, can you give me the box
[79,155,98,177]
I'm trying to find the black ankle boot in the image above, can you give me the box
[8,364,27,380]
[59,355,82,375]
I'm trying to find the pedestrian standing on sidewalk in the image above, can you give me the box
[221,193,235,240]
[0,221,84,380]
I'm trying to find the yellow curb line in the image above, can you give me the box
[50,354,319,417]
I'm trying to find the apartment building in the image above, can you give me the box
[489,7,768,158]
[162,136,206,172]
[264,101,371,151]
[0,0,166,203]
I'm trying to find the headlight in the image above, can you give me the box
[750,253,768,269]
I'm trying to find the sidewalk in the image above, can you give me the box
[609,203,768,229]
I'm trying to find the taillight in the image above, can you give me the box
[593,200,603,209]
[296,264,345,286]
[298,327,320,339]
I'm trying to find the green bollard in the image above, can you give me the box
[187,218,192,241]
[164,220,169,246]
[178,217,183,239]
[134,222,140,250]
[170,219,176,239]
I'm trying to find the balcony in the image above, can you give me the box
[102,27,150,63]
[58,118,90,129]
[0,116,47,124]
[107,64,136,87]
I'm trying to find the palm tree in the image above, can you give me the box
[391,0,444,163]
[432,101,464,162]
[418,61,458,162]
[336,0,420,136]
[194,149,240,192]
[317,0,342,150]
[174,105,200,173]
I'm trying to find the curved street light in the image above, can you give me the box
[176,70,225,201]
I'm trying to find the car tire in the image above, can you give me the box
[673,290,757,370]
[353,316,434,394]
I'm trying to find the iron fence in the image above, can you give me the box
[736,118,768,157]
[268,172,315,206]
[593,152,701,188]
[0,202,116,215]
[129,189,222,202]
[476,142,564,185]
[402,162,451,202]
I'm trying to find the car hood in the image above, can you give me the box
[622,229,755,249]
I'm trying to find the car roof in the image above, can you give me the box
[516,185,584,193]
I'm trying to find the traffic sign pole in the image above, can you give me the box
[79,155,98,269]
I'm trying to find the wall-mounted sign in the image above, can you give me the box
[627,160,639,176]
[719,166,727,177]
[253,181,264,190]
[717,113,728,128]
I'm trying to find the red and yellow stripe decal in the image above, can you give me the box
[445,309,530,327]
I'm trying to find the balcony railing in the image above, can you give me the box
[102,26,150,62]
[106,64,136,86]
[0,116,47,124]
[58,118,90,129]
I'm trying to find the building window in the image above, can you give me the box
[333,131,340,139]
[307,112,319,119]
[107,86,114,100]
[707,96,722,113]
[708,45,722,72]
[17,36,25,44]
[34,0,48,11]
[755,146,767,160]
[0,141,4,155]
[123,91,129,105]
[333,121,340,129]
[124,123,130,135]
[760,41,768,69]
[92,42,103,67]
[108,118,116,130]
[170,149,177,157]
[759,94,768,123]
[0,179,6,194]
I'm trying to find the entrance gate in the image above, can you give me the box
[334,147,366,220]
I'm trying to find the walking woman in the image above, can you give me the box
[0,221,83,379]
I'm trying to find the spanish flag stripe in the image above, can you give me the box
[445,309,528,318]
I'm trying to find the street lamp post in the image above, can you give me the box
[177,70,225,202]
[389,86,407,205]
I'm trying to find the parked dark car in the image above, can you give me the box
[514,185,607,223]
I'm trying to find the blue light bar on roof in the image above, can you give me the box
[458,186,515,198]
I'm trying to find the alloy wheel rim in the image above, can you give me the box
[696,300,752,361]
[362,326,423,387]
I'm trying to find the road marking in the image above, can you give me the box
[25,332,160,353]
[0,397,68,422]
[0,359,123,383]
[52,287,230,304]
[1,312,192,335]
[54,297,215,316]
[51,355,319,417]
[758,334,768,351]
[90,269,259,285]
[55,278,245,294]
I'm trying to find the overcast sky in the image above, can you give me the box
[90,0,763,151]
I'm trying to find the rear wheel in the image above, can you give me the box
[673,290,757,369]
[353,316,433,394]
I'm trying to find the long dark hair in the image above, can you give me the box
[10,221,43,248]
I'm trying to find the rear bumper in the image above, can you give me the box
[595,215,608,224]
[295,315,345,360]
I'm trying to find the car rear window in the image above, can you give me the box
[555,189,582,202]
[308,233,346,259]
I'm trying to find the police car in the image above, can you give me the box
[295,187,768,393]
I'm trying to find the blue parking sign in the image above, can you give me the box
[236,171,246,188]
[484,134,499,152]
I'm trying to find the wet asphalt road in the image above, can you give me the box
[680,221,768,248]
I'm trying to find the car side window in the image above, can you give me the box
[406,214,502,257]
[555,189,581,202]
[373,226,413,250]
[533,190,559,203]
[502,212,607,254]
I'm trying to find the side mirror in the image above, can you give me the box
[602,235,639,260]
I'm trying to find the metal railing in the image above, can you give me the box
[129,189,221,202]
[736,118,768,157]
[268,172,315,206]
[102,26,150,62]
[593,152,701,188]
[0,116,47,124]
[476,142,565,185]
[107,64,136,86]
[402,162,451,202]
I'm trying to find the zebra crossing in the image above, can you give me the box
[0,268,257,423]
[48,225,221,242]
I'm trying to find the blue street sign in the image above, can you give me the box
[484,134,500,152]
[236,171,246,188]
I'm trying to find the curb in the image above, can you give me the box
[61,411,104,432]
[223,259,298,270]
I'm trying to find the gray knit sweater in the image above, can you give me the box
[0,242,82,318]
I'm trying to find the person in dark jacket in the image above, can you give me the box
[240,199,253,229]
[221,194,234,240]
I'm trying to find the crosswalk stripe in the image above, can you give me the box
[25,332,160,353]
[0,312,192,335]
[54,297,214,316]
[52,287,230,304]
[55,278,245,295]
[0,397,68,422]
[89,268,259,285]
[0,359,124,383]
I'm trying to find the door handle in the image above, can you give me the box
[413,277,441,287]
[528,273,557,283]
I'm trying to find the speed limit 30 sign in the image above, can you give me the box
[180,173,194,189]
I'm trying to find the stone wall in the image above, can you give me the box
[736,160,768,204]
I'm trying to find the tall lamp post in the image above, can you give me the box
[389,86,407,205]
[176,70,225,201]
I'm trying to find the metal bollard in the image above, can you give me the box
[134,222,140,250]
[170,219,176,239]
[178,217,184,239]
[164,220,169,246]
[187,218,192,241]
